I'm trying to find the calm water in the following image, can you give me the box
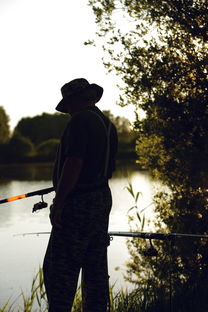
[0,162,160,306]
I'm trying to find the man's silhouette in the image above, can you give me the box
[43,78,118,312]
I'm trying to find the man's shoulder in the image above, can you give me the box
[71,109,97,122]
[65,109,103,135]
[68,111,88,128]
[70,107,106,125]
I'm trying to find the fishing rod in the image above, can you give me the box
[14,230,208,259]
[0,187,54,212]
[3,187,208,241]
[14,231,208,240]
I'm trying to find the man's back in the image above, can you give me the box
[53,106,118,188]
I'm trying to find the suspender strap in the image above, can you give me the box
[88,110,112,178]
[103,121,112,177]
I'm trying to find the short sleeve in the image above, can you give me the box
[63,113,88,159]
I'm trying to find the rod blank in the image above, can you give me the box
[0,187,54,205]
[14,231,208,240]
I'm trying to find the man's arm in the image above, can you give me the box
[50,156,83,228]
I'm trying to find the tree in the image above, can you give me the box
[103,110,131,133]
[103,110,137,158]
[14,113,69,145]
[0,106,10,144]
[15,110,136,160]
[8,133,34,160]
[88,0,208,186]
[37,139,60,160]
[88,1,208,310]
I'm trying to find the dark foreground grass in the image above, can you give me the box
[0,268,171,312]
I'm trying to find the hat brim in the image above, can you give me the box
[56,83,103,113]
[90,84,103,103]
[55,98,69,113]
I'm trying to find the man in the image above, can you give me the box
[43,78,118,312]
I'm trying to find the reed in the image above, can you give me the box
[0,268,160,312]
[0,268,47,312]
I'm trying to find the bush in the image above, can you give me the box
[37,139,59,160]
[7,134,35,161]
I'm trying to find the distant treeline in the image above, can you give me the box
[0,106,136,163]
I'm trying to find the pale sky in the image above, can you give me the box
[0,0,135,130]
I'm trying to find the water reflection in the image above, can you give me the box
[0,160,140,182]
[0,162,157,306]
[0,163,53,182]
[0,162,157,232]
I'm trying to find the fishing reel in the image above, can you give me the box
[142,239,158,257]
[32,195,48,213]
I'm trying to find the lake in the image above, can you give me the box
[0,162,160,307]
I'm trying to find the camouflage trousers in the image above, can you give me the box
[43,186,112,312]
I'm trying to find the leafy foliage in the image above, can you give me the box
[88,0,208,310]
[0,110,136,163]
[8,134,35,159]
[37,139,59,159]
[103,110,137,158]
[0,106,10,144]
[14,113,69,146]
[88,0,208,186]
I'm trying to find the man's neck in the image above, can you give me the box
[70,104,96,115]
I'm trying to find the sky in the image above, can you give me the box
[0,0,135,130]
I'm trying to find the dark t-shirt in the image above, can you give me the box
[53,106,118,190]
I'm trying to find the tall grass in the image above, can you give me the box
[0,268,47,312]
[0,268,168,312]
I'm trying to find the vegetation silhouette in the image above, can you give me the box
[0,106,10,144]
[88,0,208,311]
[0,109,136,163]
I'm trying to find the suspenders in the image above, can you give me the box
[103,121,112,177]
[89,110,112,178]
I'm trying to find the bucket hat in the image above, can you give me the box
[56,78,103,113]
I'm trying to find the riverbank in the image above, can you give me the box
[0,158,143,182]
[0,150,137,164]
